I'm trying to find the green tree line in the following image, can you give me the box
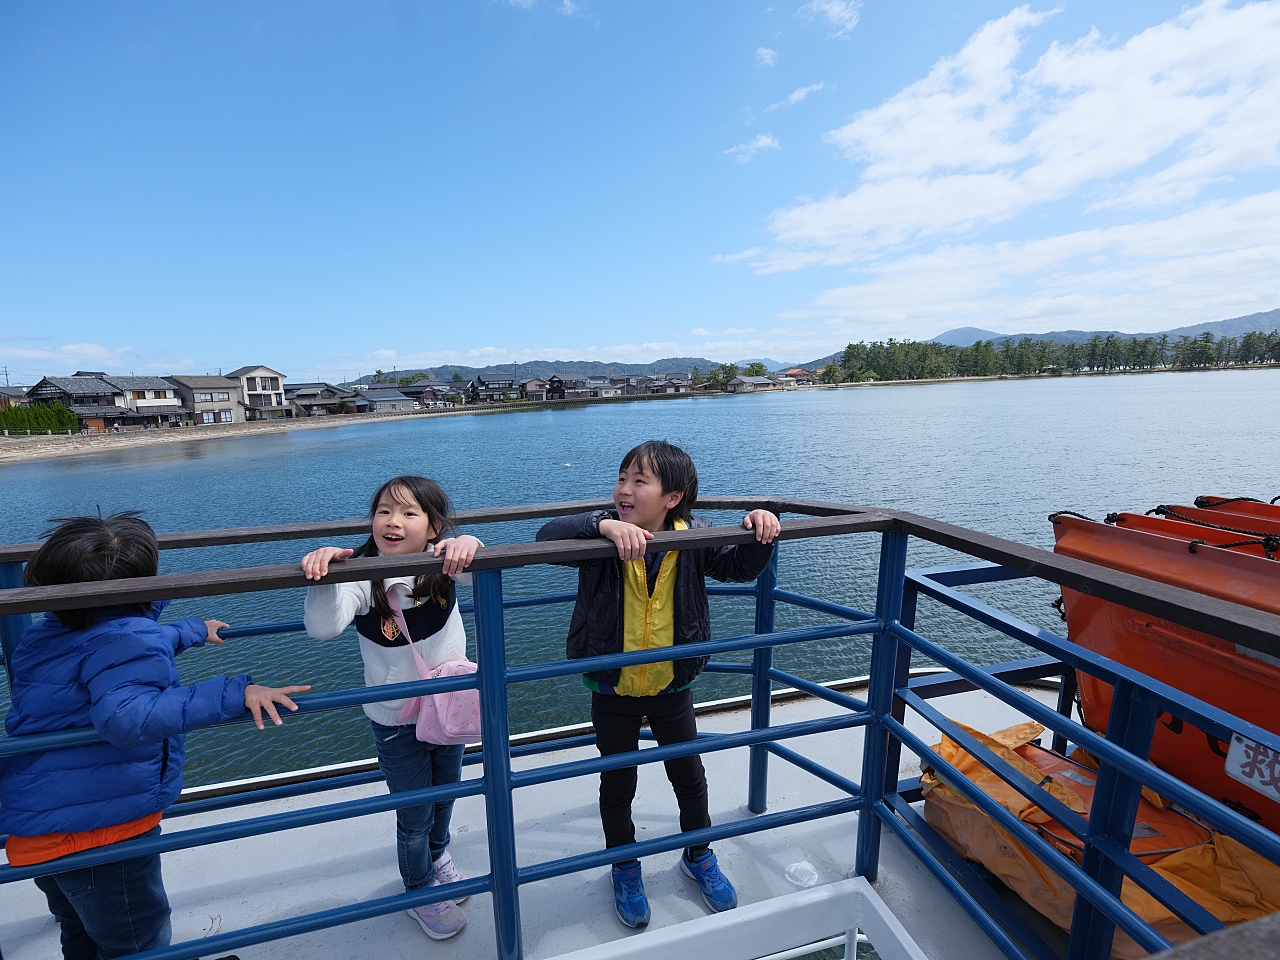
[834,330,1280,382]
[0,402,79,432]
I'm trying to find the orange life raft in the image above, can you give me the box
[1052,505,1280,833]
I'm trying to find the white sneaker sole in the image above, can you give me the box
[407,907,467,940]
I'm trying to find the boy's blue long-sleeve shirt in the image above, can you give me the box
[0,602,252,837]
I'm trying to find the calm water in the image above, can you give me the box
[3,369,1277,785]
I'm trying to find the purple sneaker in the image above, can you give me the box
[407,897,467,940]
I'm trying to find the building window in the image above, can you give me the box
[214,392,230,402]
[220,410,233,423]
[202,411,215,424]
[194,392,213,403]
[274,393,282,406]
[133,391,146,400]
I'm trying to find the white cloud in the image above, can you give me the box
[757,2,1280,270]
[724,133,781,162]
[703,1,1280,358]
[765,82,826,113]
[710,247,764,263]
[799,0,861,39]
[784,190,1280,343]
[507,0,536,8]
[756,47,777,67]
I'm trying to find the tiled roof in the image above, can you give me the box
[37,376,115,392]
[103,376,175,390]
[226,365,285,378]
[165,376,240,389]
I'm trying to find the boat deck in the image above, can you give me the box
[2,685,1060,960]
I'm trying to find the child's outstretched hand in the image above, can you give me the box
[743,509,781,544]
[433,535,482,576]
[244,684,312,730]
[301,547,354,580]
[204,620,229,645]
[599,518,654,562]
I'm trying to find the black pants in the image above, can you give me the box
[591,690,711,866]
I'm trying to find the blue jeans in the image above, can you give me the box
[33,826,171,960]
[371,721,465,891]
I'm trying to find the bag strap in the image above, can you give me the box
[385,585,414,645]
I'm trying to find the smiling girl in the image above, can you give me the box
[300,476,481,941]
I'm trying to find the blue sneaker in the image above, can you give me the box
[610,860,651,928]
[680,850,738,912]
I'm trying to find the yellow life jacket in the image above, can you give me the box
[614,517,686,697]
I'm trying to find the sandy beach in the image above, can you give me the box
[0,392,722,464]
[0,405,531,465]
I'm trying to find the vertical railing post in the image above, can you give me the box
[855,529,909,881]
[747,548,779,814]
[0,561,31,685]
[879,572,917,802]
[1052,669,1079,755]
[472,568,522,960]
[1066,678,1159,960]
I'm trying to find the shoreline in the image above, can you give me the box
[2,364,1274,466]
[0,391,732,465]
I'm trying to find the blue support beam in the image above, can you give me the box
[855,528,909,882]
[473,568,523,960]
[1067,678,1161,960]
[748,548,779,813]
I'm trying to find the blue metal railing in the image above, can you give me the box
[1,507,1278,960]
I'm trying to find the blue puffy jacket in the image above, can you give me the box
[0,602,251,837]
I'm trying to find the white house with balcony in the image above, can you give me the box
[227,365,290,420]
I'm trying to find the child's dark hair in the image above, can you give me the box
[619,440,698,524]
[353,476,456,618]
[23,512,159,629]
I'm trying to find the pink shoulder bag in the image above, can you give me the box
[388,590,482,745]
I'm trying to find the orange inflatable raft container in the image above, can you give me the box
[1051,510,1280,832]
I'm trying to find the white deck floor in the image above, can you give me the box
[1,685,1060,960]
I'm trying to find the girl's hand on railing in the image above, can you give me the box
[204,620,229,645]
[434,535,482,576]
[743,510,781,544]
[244,684,312,730]
[301,547,355,580]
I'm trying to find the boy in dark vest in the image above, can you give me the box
[536,440,779,927]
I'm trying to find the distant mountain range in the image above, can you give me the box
[345,356,808,387]
[925,308,1280,348]
[343,309,1279,387]
[345,357,724,387]
[736,357,796,371]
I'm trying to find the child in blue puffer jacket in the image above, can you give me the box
[0,513,309,960]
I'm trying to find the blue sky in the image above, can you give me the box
[3,1,1279,383]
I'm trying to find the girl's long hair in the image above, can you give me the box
[353,476,456,620]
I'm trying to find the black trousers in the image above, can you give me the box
[591,690,711,865]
